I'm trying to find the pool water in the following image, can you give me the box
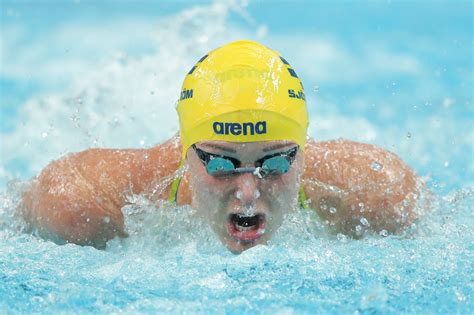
[1,189,472,313]
[1,1,472,314]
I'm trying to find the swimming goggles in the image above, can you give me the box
[192,144,299,177]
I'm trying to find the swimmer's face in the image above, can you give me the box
[186,140,304,253]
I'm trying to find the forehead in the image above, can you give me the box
[196,140,297,154]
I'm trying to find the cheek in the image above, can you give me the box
[264,171,299,195]
[261,172,300,211]
[189,167,230,204]
[199,176,230,196]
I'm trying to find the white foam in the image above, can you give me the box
[0,2,264,185]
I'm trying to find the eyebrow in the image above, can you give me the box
[262,143,294,152]
[201,144,237,153]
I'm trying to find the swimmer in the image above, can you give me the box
[21,40,422,253]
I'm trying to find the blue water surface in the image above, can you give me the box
[0,0,472,314]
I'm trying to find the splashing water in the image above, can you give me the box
[1,183,472,313]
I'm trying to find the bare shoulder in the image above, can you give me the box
[301,138,425,236]
[303,139,418,187]
[22,135,183,247]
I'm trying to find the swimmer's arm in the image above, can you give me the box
[21,137,182,248]
[301,139,426,237]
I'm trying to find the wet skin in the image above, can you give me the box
[187,141,303,253]
[21,136,422,252]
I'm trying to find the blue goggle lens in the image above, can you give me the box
[193,145,297,177]
[206,157,236,174]
[261,156,290,174]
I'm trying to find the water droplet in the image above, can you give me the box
[235,190,243,200]
[443,97,455,108]
[256,25,267,38]
[139,139,145,145]
[144,153,149,160]
[252,168,263,179]
[41,132,48,138]
[360,217,369,226]
[253,190,260,199]
[406,132,411,138]
[355,225,362,232]
[75,97,83,105]
[46,293,56,303]
[379,229,388,237]
[454,290,467,302]
[325,250,333,257]
[336,233,347,242]
[313,85,320,92]
[244,204,256,216]
[370,161,382,171]
[329,207,337,214]
[443,161,449,167]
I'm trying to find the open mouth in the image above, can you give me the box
[226,213,266,243]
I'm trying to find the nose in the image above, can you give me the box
[233,173,260,205]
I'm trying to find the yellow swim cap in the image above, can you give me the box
[176,40,309,159]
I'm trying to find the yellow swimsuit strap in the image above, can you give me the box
[167,176,308,209]
[298,185,309,209]
[168,176,182,203]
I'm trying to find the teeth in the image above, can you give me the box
[231,214,264,233]
[235,224,255,232]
